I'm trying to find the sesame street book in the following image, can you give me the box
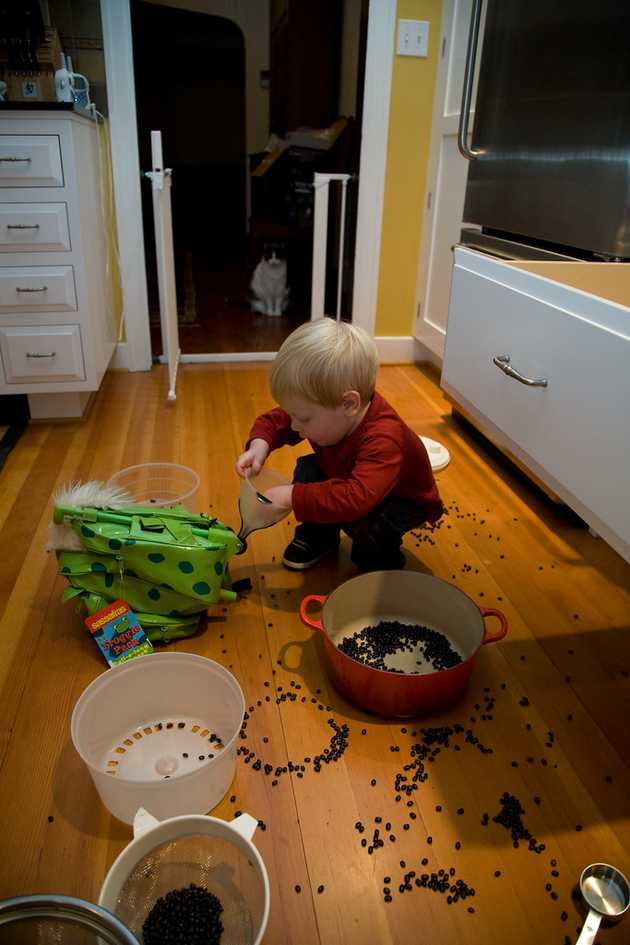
[85,599,153,667]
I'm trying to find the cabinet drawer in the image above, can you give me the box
[0,325,85,382]
[0,135,63,187]
[0,203,70,252]
[0,266,76,312]
[442,249,630,548]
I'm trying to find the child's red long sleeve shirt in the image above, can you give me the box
[248,392,443,525]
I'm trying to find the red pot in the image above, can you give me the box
[300,571,507,718]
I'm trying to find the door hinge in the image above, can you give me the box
[417,301,422,321]
[427,191,432,210]
[441,36,446,57]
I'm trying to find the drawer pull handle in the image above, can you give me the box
[7,224,40,230]
[0,157,32,163]
[26,351,56,359]
[16,286,48,293]
[493,355,548,388]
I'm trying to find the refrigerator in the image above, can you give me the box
[458,0,630,262]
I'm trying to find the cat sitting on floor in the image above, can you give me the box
[251,246,290,317]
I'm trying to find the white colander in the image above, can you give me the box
[99,808,270,945]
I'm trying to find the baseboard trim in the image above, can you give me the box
[110,342,130,370]
[28,390,96,421]
[375,336,441,364]
[178,352,277,364]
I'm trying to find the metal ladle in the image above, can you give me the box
[236,467,291,554]
[576,863,630,945]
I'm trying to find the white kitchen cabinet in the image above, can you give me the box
[0,111,116,417]
[442,246,630,563]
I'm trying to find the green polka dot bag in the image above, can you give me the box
[53,501,243,642]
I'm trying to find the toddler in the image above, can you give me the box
[235,319,443,571]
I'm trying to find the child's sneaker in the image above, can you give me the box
[282,535,339,570]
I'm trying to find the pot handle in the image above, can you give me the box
[299,595,326,632]
[479,607,508,644]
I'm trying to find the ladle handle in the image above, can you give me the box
[299,595,326,632]
[575,908,602,945]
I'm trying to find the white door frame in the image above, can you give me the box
[413,0,483,362]
[101,0,396,369]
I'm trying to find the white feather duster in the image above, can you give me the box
[48,480,134,552]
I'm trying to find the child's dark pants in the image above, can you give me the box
[292,454,431,570]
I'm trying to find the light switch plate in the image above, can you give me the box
[397,19,429,58]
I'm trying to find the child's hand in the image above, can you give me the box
[235,439,270,478]
[263,485,294,509]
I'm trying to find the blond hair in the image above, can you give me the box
[270,319,379,407]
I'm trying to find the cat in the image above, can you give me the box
[251,246,290,317]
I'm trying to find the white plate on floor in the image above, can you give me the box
[419,435,451,472]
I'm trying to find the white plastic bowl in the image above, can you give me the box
[108,462,200,511]
[71,653,245,824]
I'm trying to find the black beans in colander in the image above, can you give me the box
[337,620,462,673]
[142,883,223,945]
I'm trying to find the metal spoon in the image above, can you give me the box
[576,863,630,945]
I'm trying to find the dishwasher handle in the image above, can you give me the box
[493,355,548,388]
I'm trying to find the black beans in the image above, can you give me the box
[142,884,223,945]
[317,884,325,894]
[493,792,544,853]
[337,620,462,673]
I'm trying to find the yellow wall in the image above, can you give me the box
[375,0,443,336]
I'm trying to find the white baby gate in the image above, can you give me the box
[310,172,352,321]
[145,130,180,402]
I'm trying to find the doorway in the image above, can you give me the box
[131,0,367,357]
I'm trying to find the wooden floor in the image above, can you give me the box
[1,363,629,945]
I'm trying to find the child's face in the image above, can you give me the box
[281,394,363,446]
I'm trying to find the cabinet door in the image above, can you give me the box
[0,266,76,312]
[0,203,71,252]
[442,249,630,555]
[0,325,85,383]
[0,135,64,187]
